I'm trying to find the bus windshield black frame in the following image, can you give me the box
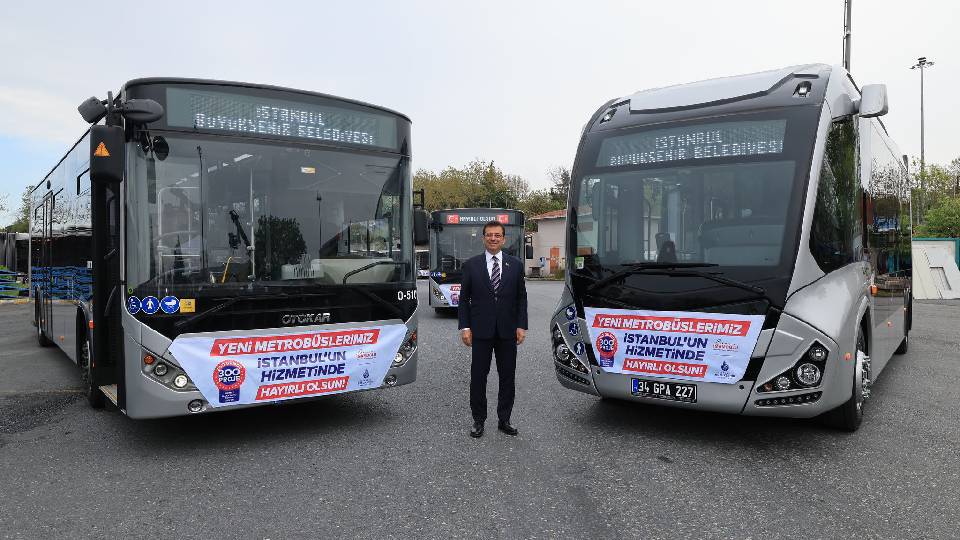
[429,210,523,282]
[122,81,415,336]
[568,107,820,310]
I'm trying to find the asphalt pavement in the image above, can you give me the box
[1,283,958,539]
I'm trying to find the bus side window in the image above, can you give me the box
[809,117,859,273]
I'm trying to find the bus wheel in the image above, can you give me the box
[894,334,908,355]
[78,332,105,409]
[36,301,52,347]
[824,328,869,431]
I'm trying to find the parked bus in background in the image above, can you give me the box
[551,64,911,431]
[416,248,430,278]
[428,208,524,312]
[31,78,428,418]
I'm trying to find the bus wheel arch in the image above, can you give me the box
[823,316,870,431]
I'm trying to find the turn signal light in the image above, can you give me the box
[143,354,156,365]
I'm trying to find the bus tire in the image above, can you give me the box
[36,298,52,347]
[894,334,908,355]
[78,329,105,409]
[823,327,867,432]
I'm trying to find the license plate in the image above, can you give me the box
[631,378,697,403]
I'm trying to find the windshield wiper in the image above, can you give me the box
[637,268,768,298]
[586,262,719,293]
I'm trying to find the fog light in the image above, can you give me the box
[775,376,791,390]
[384,375,397,386]
[153,363,168,377]
[173,374,188,388]
[187,399,204,413]
[808,345,828,362]
[796,362,821,386]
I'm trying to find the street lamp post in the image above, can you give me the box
[911,56,935,222]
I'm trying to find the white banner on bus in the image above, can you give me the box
[437,283,461,307]
[583,307,765,384]
[169,324,407,407]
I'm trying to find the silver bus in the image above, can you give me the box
[31,78,427,418]
[427,208,524,312]
[552,64,911,431]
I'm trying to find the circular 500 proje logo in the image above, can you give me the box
[596,331,618,368]
[213,360,246,391]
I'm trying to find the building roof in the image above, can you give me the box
[529,210,566,221]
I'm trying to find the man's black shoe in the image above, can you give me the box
[498,422,519,436]
[470,422,484,438]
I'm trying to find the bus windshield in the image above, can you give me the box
[570,108,818,306]
[126,133,411,292]
[433,224,522,273]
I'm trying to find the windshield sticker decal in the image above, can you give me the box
[584,307,764,384]
[170,323,407,407]
[161,296,180,314]
[141,296,160,315]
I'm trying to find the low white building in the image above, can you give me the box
[526,210,566,277]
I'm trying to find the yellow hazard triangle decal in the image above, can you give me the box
[94,142,110,157]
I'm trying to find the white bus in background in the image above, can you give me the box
[552,64,911,431]
[427,208,524,312]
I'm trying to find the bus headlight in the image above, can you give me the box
[808,344,828,362]
[393,329,418,367]
[795,363,822,386]
[173,374,189,388]
[153,363,168,377]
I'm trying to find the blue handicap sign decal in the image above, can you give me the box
[567,321,579,336]
[141,296,160,315]
[161,296,180,314]
[127,296,141,315]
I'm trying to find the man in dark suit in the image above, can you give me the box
[458,220,528,438]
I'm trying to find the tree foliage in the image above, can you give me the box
[414,160,528,211]
[2,188,31,233]
[915,196,960,238]
[414,160,573,232]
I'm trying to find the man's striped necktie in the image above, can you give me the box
[491,255,501,291]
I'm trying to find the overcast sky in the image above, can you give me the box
[1,0,956,224]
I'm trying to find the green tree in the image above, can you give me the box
[517,189,564,231]
[547,166,571,204]
[2,188,31,233]
[915,196,960,238]
[414,160,527,211]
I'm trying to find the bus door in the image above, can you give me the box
[37,190,57,336]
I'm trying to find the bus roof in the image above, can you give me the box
[620,64,831,113]
[123,77,411,123]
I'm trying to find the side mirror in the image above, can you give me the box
[859,84,888,118]
[90,125,124,184]
[121,99,164,124]
[414,209,429,245]
[78,96,107,124]
[525,244,534,260]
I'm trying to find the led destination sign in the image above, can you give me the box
[443,213,514,225]
[166,87,398,149]
[597,119,786,167]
